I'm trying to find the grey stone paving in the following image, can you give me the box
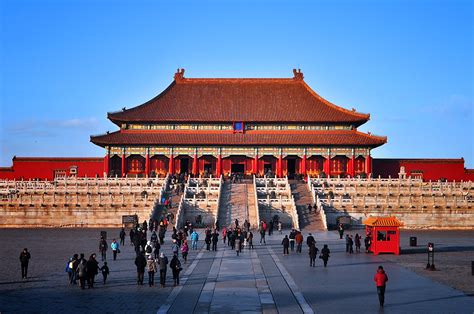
[1,228,473,313]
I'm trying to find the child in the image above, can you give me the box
[100,262,110,284]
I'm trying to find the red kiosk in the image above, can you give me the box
[364,216,402,255]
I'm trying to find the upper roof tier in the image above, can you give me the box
[107,69,370,126]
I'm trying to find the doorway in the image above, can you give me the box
[264,163,273,175]
[180,158,189,174]
[231,163,244,174]
[287,159,296,176]
[204,163,212,174]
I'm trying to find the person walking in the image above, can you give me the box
[111,239,120,261]
[171,240,179,257]
[65,257,73,283]
[145,241,154,259]
[321,244,330,267]
[306,233,315,247]
[355,233,361,253]
[349,235,354,254]
[211,230,219,251]
[309,242,319,267]
[247,231,254,249]
[191,230,199,250]
[222,227,227,244]
[170,255,182,286]
[278,221,282,234]
[364,234,372,253]
[100,262,109,284]
[99,237,108,261]
[289,229,296,252]
[19,248,31,279]
[338,223,344,239]
[70,254,79,285]
[259,223,266,245]
[282,235,290,255]
[119,228,126,246]
[374,265,389,308]
[295,231,303,253]
[86,254,99,288]
[205,229,212,251]
[235,233,242,256]
[134,252,147,285]
[76,259,87,289]
[147,256,157,287]
[159,252,168,288]
[345,234,350,253]
[181,240,189,263]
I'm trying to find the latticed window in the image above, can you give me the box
[355,157,365,173]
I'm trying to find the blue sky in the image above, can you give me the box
[1,0,473,167]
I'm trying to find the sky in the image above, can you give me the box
[1,0,473,167]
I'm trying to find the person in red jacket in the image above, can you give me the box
[374,265,389,307]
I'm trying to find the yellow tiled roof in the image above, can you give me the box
[363,216,402,227]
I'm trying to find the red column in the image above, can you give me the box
[324,157,331,177]
[104,154,109,177]
[168,155,174,174]
[348,155,355,177]
[121,153,126,177]
[254,154,259,175]
[145,153,150,177]
[217,154,222,177]
[301,154,307,176]
[365,155,372,177]
[192,154,198,176]
[277,154,283,177]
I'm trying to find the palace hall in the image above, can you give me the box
[90,69,387,178]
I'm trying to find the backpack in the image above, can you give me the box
[146,245,152,253]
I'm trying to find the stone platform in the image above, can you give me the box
[0,228,473,313]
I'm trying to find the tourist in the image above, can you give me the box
[289,229,296,251]
[100,262,109,284]
[170,255,182,286]
[278,221,282,234]
[205,229,211,251]
[70,254,79,285]
[321,245,330,267]
[134,252,147,285]
[145,241,154,259]
[19,248,31,280]
[222,227,227,244]
[147,256,157,287]
[268,220,274,236]
[65,257,73,283]
[349,235,354,254]
[99,237,108,261]
[159,225,166,244]
[259,223,266,244]
[181,240,189,263]
[151,230,158,245]
[345,234,350,253]
[111,239,120,261]
[365,234,372,253]
[76,259,87,289]
[355,234,361,253]
[235,218,239,228]
[129,228,135,246]
[142,219,148,231]
[282,235,290,255]
[295,231,304,253]
[86,253,99,288]
[191,230,199,250]
[313,203,318,213]
[153,240,161,260]
[247,231,254,249]
[338,223,344,239]
[374,265,389,307]
[306,233,315,247]
[211,230,219,251]
[159,253,169,288]
[119,228,126,246]
[309,242,319,267]
[235,232,242,256]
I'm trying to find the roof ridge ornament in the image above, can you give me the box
[174,68,185,81]
[292,68,304,81]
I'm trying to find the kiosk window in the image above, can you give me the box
[377,231,387,241]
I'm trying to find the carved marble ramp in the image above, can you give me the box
[291,181,325,231]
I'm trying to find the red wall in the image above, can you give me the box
[0,157,103,180]
[373,158,474,181]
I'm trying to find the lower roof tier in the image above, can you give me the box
[90,130,387,147]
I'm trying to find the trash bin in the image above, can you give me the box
[410,237,417,247]
[100,231,107,239]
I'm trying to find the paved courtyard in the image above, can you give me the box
[0,228,473,313]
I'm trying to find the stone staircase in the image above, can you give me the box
[218,181,249,228]
[246,182,258,229]
[290,181,326,231]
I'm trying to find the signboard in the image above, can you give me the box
[122,214,138,228]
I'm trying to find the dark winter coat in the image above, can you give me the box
[135,255,147,272]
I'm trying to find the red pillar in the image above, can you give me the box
[121,153,126,177]
[145,153,150,177]
[348,155,355,177]
[217,154,222,177]
[324,157,331,177]
[277,154,283,177]
[254,154,259,175]
[104,154,109,177]
[301,154,307,176]
[168,155,174,174]
[365,155,372,177]
[192,154,198,176]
